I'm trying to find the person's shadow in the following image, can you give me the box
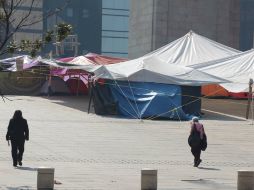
[16,166,37,171]
[198,166,220,171]
[7,186,32,190]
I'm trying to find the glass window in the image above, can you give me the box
[102,37,128,53]
[82,9,89,18]
[102,8,129,16]
[102,52,128,58]
[66,8,73,17]
[101,0,130,57]
[102,15,129,31]
[102,30,128,38]
[102,0,130,10]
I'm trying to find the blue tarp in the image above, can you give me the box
[106,81,196,120]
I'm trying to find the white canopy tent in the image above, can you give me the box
[144,31,240,66]
[191,49,254,92]
[40,56,102,72]
[39,31,240,87]
[94,57,229,85]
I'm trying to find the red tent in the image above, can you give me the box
[53,53,127,95]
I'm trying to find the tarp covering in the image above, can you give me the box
[85,53,127,64]
[92,80,201,120]
[58,53,126,65]
[0,55,41,71]
[202,84,229,97]
[191,49,254,92]
[94,56,229,85]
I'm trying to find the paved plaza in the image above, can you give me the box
[0,96,254,190]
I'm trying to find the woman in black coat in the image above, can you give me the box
[6,110,29,167]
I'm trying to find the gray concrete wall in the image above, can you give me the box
[129,0,240,59]
[128,0,154,59]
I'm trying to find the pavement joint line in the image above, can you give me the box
[202,109,248,121]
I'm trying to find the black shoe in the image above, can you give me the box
[13,163,17,167]
[196,159,202,167]
[18,161,22,166]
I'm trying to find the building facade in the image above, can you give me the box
[129,0,243,59]
[1,0,130,58]
[101,0,130,58]
[43,0,102,57]
[240,0,254,51]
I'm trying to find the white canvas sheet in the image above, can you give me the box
[191,49,254,92]
[39,31,240,86]
[39,57,102,73]
[94,57,229,85]
[144,31,240,66]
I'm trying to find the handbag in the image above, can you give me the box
[201,134,207,151]
[188,124,201,147]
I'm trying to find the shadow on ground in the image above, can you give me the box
[6,186,33,190]
[181,178,234,189]
[16,166,37,171]
[198,166,220,171]
[43,95,93,113]
[201,110,246,121]
[40,96,249,122]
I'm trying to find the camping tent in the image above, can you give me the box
[90,56,228,120]
[142,31,241,97]
[39,32,237,120]
[87,31,242,119]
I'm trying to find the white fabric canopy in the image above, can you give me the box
[144,31,240,66]
[94,57,228,85]
[39,56,102,73]
[39,31,239,86]
[191,49,254,92]
[92,31,238,85]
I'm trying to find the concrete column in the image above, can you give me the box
[141,168,157,190]
[237,170,254,190]
[37,167,55,190]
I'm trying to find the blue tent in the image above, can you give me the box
[92,80,201,120]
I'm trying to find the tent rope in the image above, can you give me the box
[118,104,139,119]
[127,78,142,120]
[7,69,250,120]
[148,87,229,120]
[113,80,140,118]
[175,108,182,122]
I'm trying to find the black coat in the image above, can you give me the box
[6,118,29,141]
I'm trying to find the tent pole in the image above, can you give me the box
[251,91,254,125]
[47,70,52,97]
[76,73,81,96]
[87,75,93,114]
[88,82,94,114]
[246,78,253,119]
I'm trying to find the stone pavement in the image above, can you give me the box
[0,96,254,190]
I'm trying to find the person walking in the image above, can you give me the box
[188,116,206,167]
[6,110,29,167]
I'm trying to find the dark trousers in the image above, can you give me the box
[11,139,25,165]
[191,146,201,165]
